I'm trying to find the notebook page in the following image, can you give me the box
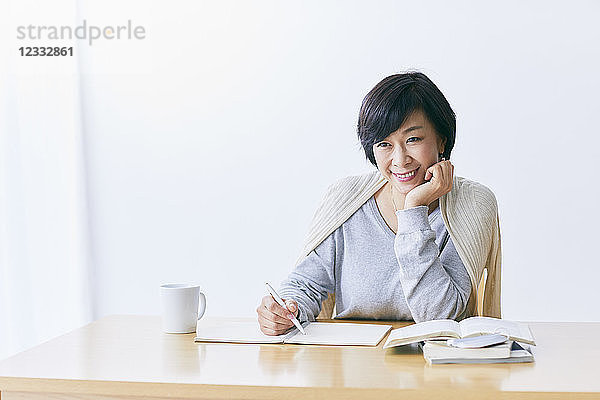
[384,319,460,345]
[458,317,534,343]
[284,322,392,346]
[194,320,299,344]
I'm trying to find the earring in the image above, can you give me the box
[439,153,445,161]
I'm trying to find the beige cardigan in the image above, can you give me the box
[293,169,502,320]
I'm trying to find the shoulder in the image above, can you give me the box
[454,176,497,202]
[325,170,383,195]
[309,169,384,226]
[451,176,499,219]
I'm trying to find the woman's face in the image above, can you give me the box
[373,109,445,195]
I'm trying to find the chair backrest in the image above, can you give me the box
[316,292,335,319]
[477,268,488,316]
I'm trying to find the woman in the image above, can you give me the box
[256,72,502,336]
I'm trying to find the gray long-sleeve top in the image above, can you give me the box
[278,195,472,323]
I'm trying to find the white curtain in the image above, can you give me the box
[0,0,94,360]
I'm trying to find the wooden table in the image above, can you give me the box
[0,315,599,399]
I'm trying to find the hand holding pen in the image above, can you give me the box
[256,282,306,336]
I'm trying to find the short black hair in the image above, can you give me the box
[357,71,456,168]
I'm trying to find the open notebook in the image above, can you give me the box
[194,319,393,346]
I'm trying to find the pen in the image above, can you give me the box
[265,282,306,335]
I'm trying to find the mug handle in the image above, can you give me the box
[198,292,206,320]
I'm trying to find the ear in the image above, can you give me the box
[438,136,447,155]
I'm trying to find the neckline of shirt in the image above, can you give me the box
[368,194,440,238]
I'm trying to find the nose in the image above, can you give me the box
[391,145,411,167]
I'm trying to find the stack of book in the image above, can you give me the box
[382,316,535,365]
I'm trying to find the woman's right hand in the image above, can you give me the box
[256,295,299,336]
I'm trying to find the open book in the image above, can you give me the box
[383,317,535,349]
[195,319,393,346]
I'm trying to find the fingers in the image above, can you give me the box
[257,313,293,336]
[406,160,454,208]
[256,295,298,336]
[258,295,294,321]
[259,322,295,336]
[426,162,442,182]
[258,315,294,335]
[425,165,434,181]
[437,160,453,192]
[427,160,453,192]
[259,312,294,333]
[442,160,453,186]
[271,296,296,319]
[284,299,299,318]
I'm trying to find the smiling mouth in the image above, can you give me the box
[391,167,419,180]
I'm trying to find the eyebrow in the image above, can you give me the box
[402,125,423,134]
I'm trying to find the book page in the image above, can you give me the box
[383,319,460,348]
[458,317,534,344]
[423,340,512,359]
[194,320,298,344]
[284,322,392,346]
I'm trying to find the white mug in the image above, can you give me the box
[160,283,206,333]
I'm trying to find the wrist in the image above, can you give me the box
[404,199,427,209]
[395,205,430,233]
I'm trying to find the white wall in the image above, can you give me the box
[78,0,600,322]
[1,0,94,360]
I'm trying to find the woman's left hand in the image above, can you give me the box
[404,160,454,209]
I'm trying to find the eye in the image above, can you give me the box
[376,142,390,148]
[407,137,421,143]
